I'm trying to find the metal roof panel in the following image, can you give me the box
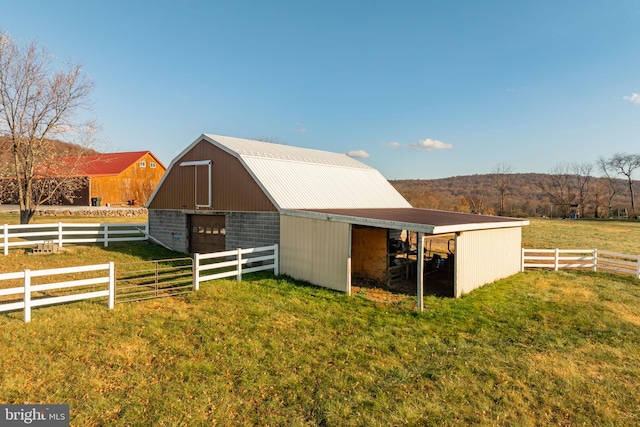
[204,134,411,210]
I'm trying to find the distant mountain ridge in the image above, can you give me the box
[391,173,631,218]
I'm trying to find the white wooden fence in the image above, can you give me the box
[0,263,115,322]
[2,222,149,255]
[522,249,640,278]
[194,244,279,290]
[0,244,279,322]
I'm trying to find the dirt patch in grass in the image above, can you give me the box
[351,285,409,303]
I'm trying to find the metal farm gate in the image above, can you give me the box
[115,257,194,303]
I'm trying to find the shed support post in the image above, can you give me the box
[417,232,424,312]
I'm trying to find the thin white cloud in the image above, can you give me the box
[381,141,401,148]
[623,93,640,105]
[408,138,453,151]
[347,150,370,159]
[294,122,307,133]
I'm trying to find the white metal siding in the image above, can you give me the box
[280,215,351,292]
[454,227,522,297]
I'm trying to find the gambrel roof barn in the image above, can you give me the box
[147,134,528,307]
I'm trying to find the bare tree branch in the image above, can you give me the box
[604,153,640,219]
[0,32,97,223]
[492,163,513,216]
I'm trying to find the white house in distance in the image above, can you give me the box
[146,134,529,309]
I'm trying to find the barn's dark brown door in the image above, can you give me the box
[189,215,226,254]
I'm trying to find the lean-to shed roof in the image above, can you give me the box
[284,208,530,234]
[157,134,411,210]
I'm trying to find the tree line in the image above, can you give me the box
[392,155,640,219]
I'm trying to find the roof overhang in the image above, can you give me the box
[281,208,529,235]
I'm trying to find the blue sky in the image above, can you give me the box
[2,0,640,179]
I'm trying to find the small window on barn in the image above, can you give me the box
[205,227,212,234]
[220,228,226,235]
[139,161,146,168]
[198,226,205,234]
[150,162,156,168]
[212,228,219,235]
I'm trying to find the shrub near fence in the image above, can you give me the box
[522,248,640,278]
[2,222,148,255]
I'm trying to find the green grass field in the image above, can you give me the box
[523,218,640,253]
[0,217,639,425]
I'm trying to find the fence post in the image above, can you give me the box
[273,244,279,275]
[58,222,63,249]
[104,223,109,248]
[237,248,243,281]
[554,248,559,271]
[24,269,31,323]
[593,249,598,272]
[3,224,8,256]
[193,253,200,291]
[521,248,525,272]
[108,262,115,309]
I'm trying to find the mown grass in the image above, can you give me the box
[1,269,639,425]
[1,218,639,425]
[0,242,183,275]
[523,218,640,254]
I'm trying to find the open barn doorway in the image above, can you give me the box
[419,233,456,297]
[349,226,455,298]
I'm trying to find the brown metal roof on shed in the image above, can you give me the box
[285,208,529,234]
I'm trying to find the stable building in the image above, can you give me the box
[146,134,529,306]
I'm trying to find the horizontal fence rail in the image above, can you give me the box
[195,244,279,289]
[1,244,279,322]
[522,248,640,278]
[2,222,148,255]
[0,262,115,322]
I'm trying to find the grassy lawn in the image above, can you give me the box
[0,219,639,425]
[523,218,640,254]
